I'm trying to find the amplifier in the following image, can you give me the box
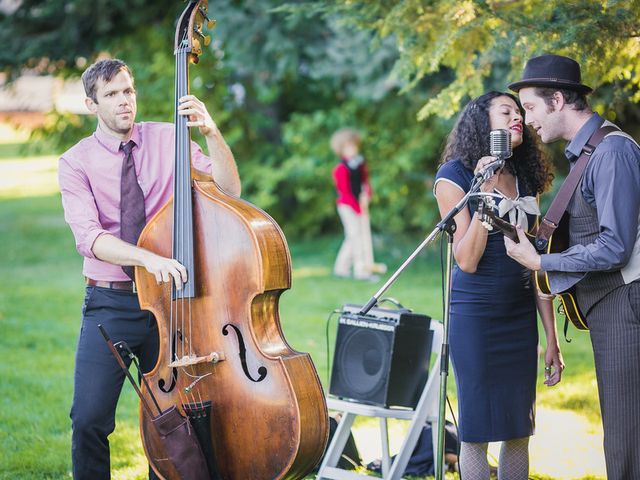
[329,304,432,408]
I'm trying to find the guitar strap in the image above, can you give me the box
[534,125,620,252]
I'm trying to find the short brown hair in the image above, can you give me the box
[330,128,361,156]
[534,87,589,112]
[81,59,133,103]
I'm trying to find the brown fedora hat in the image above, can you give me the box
[508,54,592,94]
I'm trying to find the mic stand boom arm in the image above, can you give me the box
[358,178,483,480]
[359,178,481,314]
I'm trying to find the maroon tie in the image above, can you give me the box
[119,140,146,280]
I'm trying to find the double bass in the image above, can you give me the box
[135,2,329,478]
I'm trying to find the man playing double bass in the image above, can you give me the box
[58,58,241,479]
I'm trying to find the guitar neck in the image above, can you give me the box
[488,214,518,242]
[476,198,534,244]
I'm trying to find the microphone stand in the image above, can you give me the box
[358,176,486,480]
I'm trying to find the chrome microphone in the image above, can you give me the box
[476,129,512,180]
[490,128,512,161]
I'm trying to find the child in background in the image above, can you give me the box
[330,128,386,280]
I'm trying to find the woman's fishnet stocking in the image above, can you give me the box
[498,437,530,480]
[459,441,490,480]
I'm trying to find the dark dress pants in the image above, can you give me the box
[70,286,159,480]
[588,281,640,480]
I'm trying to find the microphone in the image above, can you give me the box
[476,129,512,180]
[490,128,512,160]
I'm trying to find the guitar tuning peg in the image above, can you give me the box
[481,221,494,231]
[204,35,211,47]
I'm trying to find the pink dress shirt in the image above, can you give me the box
[58,122,212,281]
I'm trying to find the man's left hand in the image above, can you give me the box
[504,225,542,271]
[178,95,217,137]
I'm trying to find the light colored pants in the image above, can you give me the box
[334,203,375,278]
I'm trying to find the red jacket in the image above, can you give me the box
[332,161,372,215]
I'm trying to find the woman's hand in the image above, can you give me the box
[543,342,565,387]
[474,155,501,192]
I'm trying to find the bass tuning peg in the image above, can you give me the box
[194,28,211,47]
[198,6,216,29]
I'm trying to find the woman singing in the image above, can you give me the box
[433,91,564,480]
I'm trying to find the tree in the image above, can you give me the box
[0,0,181,74]
[210,0,448,235]
[7,1,638,238]
[312,0,640,120]
[1,0,449,237]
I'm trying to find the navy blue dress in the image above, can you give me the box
[435,159,538,443]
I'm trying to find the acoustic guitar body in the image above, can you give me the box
[534,214,588,330]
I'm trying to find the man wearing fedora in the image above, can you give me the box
[504,54,640,479]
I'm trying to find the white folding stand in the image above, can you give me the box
[317,319,444,480]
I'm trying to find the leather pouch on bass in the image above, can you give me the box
[151,405,211,480]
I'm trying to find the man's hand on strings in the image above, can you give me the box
[142,253,188,289]
[505,225,542,271]
[178,94,217,137]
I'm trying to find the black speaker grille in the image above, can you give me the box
[336,328,391,396]
[329,305,432,408]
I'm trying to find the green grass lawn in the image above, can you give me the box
[0,150,602,479]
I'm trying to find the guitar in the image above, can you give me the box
[475,196,536,243]
[476,198,588,331]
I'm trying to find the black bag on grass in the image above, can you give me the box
[366,421,459,476]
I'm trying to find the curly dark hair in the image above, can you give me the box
[441,91,553,195]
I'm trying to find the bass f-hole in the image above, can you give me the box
[222,323,267,382]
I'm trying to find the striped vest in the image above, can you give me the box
[569,128,640,314]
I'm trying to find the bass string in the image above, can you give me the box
[175,47,205,409]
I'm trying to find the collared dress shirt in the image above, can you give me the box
[540,113,640,293]
[58,122,212,282]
